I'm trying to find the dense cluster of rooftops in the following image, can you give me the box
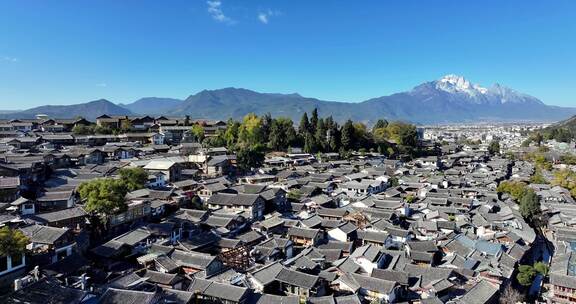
[0,115,575,303]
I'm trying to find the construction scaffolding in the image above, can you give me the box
[218,244,251,272]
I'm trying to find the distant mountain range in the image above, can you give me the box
[118,97,183,115]
[0,99,131,121]
[2,75,575,124]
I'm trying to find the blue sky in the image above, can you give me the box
[0,0,575,109]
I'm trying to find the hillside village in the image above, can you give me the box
[0,113,575,304]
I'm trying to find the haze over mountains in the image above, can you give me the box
[3,75,575,124]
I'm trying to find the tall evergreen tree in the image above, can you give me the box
[329,127,340,152]
[304,132,318,153]
[310,108,319,134]
[325,116,340,152]
[315,118,327,152]
[268,117,297,151]
[260,113,273,142]
[299,112,310,136]
[340,120,355,150]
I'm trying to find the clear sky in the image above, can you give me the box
[0,0,575,109]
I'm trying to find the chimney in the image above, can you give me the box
[14,278,22,291]
[80,273,87,290]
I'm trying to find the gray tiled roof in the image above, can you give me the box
[455,279,498,304]
[275,267,319,289]
[99,288,158,304]
[28,206,87,223]
[288,227,320,239]
[188,278,249,302]
[170,250,218,269]
[208,192,262,206]
[19,224,69,245]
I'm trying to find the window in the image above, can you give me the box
[0,256,7,272]
[11,253,23,267]
[57,250,68,261]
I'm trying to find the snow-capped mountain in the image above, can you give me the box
[411,74,545,106]
[436,74,489,96]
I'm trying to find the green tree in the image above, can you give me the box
[94,125,113,135]
[530,168,548,184]
[72,124,94,135]
[553,128,573,142]
[119,167,148,191]
[386,122,417,147]
[372,119,389,133]
[521,139,532,147]
[238,113,263,147]
[534,261,549,275]
[304,132,319,153]
[310,108,319,134]
[79,179,128,216]
[405,194,416,203]
[338,147,351,159]
[488,140,501,155]
[190,124,205,143]
[389,176,399,187]
[372,126,389,144]
[353,122,372,150]
[204,129,227,147]
[268,117,297,151]
[325,116,340,152]
[298,112,310,136]
[516,264,536,286]
[552,170,576,199]
[340,120,355,150]
[519,190,541,221]
[314,118,327,152]
[224,119,240,148]
[190,196,204,210]
[260,113,273,142]
[236,144,265,172]
[497,181,530,201]
[287,189,302,201]
[0,227,28,257]
[560,154,576,165]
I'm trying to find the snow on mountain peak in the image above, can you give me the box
[439,74,470,87]
[408,74,545,106]
[436,74,488,97]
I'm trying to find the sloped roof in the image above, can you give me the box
[27,206,87,223]
[99,288,158,304]
[4,277,87,304]
[170,250,218,269]
[208,193,262,206]
[288,227,320,239]
[275,267,319,288]
[455,279,498,304]
[19,224,69,245]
